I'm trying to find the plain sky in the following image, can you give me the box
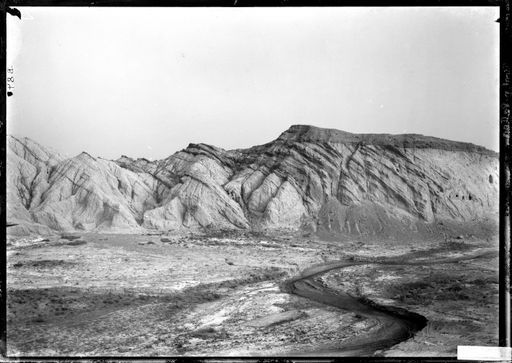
[7,7,499,160]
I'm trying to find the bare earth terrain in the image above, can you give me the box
[6,231,498,357]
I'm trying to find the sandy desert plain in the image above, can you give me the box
[6,221,499,357]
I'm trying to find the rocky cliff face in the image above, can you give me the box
[7,125,499,237]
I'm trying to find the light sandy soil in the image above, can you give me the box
[6,232,499,357]
[7,232,351,356]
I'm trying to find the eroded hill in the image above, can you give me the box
[7,125,499,237]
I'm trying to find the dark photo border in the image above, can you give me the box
[1,1,510,361]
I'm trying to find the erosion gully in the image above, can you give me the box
[281,250,495,356]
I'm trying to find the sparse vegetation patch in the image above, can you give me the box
[385,272,498,305]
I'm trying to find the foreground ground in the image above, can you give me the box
[6,230,498,356]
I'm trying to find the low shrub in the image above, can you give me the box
[61,235,81,241]
[64,239,87,246]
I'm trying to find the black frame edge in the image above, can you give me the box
[499,0,512,350]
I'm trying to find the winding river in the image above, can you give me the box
[282,250,495,356]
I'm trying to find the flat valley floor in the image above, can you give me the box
[6,231,499,357]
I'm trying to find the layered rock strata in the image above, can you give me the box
[7,125,499,236]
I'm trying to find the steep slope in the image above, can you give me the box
[221,125,498,236]
[29,152,159,232]
[7,136,161,235]
[6,125,499,237]
[7,136,65,235]
[135,144,250,231]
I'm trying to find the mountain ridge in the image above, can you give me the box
[103,125,497,161]
[7,125,499,237]
[275,125,498,156]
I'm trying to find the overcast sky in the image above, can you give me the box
[7,7,499,160]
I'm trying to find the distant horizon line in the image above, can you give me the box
[7,124,500,161]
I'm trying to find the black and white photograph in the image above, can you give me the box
[5,6,502,357]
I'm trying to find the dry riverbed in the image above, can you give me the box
[6,231,498,356]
